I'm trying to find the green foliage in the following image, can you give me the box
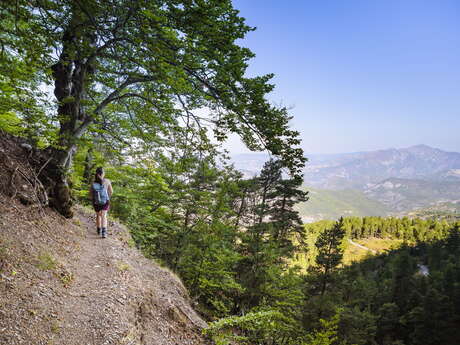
[296,216,454,270]
[1,0,305,176]
[310,218,346,297]
[235,160,308,311]
[295,187,390,221]
[0,112,24,136]
[337,307,376,345]
[204,309,307,345]
[0,6,56,147]
[299,218,460,345]
[304,312,341,345]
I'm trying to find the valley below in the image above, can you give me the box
[233,144,460,222]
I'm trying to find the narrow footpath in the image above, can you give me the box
[55,207,207,345]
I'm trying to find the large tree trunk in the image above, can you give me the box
[43,5,133,217]
[44,11,95,218]
[41,148,75,218]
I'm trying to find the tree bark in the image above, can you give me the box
[83,147,94,184]
[44,11,95,218]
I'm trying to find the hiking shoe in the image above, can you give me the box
[101,228,107,238]
[97,227,101,235]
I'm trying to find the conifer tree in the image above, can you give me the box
[313,217,346,296]
[236,159,307,311]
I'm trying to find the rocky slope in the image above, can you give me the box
[0,198,208,345]
[364,178,460,212]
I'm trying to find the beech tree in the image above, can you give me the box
[1,0,305,216]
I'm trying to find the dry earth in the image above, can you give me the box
[0,198,208,345]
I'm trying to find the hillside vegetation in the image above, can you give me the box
[365,178,460,211]
[400,200,460,221]
[294,215,453,269]
[295,187,390,221]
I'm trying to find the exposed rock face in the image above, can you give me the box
[364,178,460,211]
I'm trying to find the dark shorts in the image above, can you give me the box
[93,200,110,212]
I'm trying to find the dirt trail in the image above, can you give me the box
[57,211,134,344]
[347,239,377,254]
[60,207,207,345]
[0,201,207,345]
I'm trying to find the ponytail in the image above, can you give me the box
[95,167,104,184]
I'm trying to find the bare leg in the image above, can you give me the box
[101,210,108,228]
[96,211,102,228]
[100,210,108,238]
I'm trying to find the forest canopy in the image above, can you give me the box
[0,0,305,216]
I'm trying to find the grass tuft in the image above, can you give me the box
[36,252,58,271]
[117,261,131,272]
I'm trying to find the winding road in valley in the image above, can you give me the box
[348,239,377,254]
[347,239,430,276]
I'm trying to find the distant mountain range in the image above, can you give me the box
[303,145,460,190]
[231,145,460,219]
[231,145,460,187]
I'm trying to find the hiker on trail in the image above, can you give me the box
[90,167,113,238]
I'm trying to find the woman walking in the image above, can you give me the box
[90,167,113,238]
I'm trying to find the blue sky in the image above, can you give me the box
[227,0,460,154]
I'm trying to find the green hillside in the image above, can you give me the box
[296,187,390,221]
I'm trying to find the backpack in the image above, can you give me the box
[92,182,109,205]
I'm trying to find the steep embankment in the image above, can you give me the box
[0,134,207,345]
[0,198,207,345]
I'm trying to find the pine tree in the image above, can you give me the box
[313,218,346,297]
[236,159,308,311]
